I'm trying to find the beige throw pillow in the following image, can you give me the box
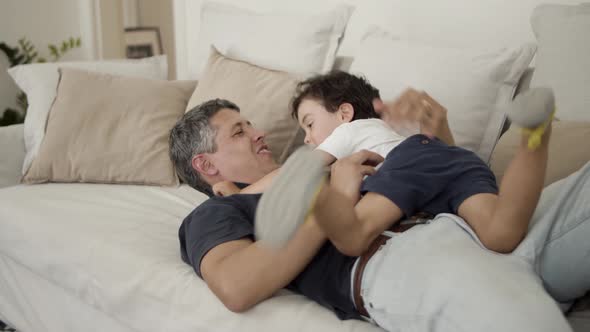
[23,68,196,186]
[490,121,590,187]
[186,48,303,163]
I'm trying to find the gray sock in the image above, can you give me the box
[255,146,327,248]
[506,87,555,128]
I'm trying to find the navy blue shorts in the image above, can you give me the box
[361,134,498,218]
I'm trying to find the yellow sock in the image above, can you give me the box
[521,110,555,150]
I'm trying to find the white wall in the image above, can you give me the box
[0,0,97,116]
[97,0,126,59]
[137,0,176,79]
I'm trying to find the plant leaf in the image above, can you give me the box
[48,44,58,60]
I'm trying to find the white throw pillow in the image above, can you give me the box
[194,1,353,78]
[530,3,590,121]
[8,55,168,175]
[350,32,536,162]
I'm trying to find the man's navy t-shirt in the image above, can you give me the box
[178,193,360,320]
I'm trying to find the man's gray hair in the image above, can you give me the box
[169,99,240,196]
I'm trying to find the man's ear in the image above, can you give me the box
[192,154,219,177]
[338,103,355,122]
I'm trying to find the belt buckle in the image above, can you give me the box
[360,314,374,324]
[400,218,429,226]
[405,212,434,225]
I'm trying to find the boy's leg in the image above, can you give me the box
[513,161,590,307]
[457,88,554,253]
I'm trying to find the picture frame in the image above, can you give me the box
[124,27,163,59]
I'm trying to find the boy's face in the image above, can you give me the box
[297,99,347,146]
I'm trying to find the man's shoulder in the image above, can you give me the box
[179,193,261,276]
[187,193,262,224]
[200,193,262,208]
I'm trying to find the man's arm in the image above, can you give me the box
[374,88,455,146]
[315,189,402,256]
[200,216,326,312]
[312,150,402,256]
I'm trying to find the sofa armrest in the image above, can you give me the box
[0,124,25,188]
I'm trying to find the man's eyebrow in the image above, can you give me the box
[230,122,243,132]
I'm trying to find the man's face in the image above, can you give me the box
[205,109,279,185]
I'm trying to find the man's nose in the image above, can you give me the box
[251,128,265,142]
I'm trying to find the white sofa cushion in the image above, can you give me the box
[0,183,381,332]
[0,124,24,188]
[350,30,536,163]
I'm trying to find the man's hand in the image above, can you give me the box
[373,88,455,146]
[328,150,384,203]
[213,181,241,197]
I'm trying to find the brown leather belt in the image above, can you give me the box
[353,218,430,318]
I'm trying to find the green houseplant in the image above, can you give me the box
[0,36,81,126]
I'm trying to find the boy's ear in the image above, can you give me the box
[192,154,219,177]
[338,103,355,122]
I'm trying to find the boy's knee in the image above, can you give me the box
[480,236,518,253]
[479,232,524,253]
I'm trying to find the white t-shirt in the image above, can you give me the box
[317,118,406,159]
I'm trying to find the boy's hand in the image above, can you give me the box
[213,181,241,197]
[373,88,455,146]
[328,150,383,203]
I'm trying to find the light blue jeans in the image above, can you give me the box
[358,161,590,332]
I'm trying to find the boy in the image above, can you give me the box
[254,71,554,256]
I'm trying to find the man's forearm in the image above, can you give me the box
[314,188,375,256]
[213,217,326,311]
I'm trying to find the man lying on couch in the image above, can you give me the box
[169,95,590,331]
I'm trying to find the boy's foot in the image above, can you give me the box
[255,146,328,248]
[505,87,555,150]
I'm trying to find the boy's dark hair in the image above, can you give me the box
[291,70,380,121]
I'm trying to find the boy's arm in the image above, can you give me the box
[316,150,337,165]
[240,151,336,194]
[201,215,326,312]
[213,181,241,196]
[240,168,281,194]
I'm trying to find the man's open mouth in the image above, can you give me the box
[257,145,271,154]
